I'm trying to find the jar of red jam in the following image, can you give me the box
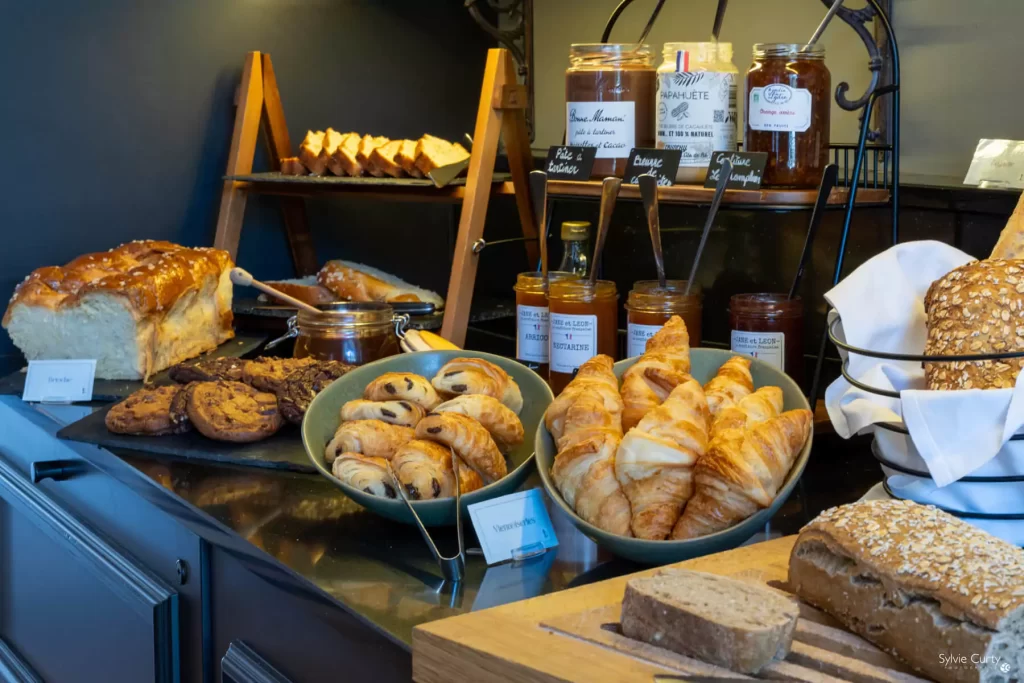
[547,279,619,394]
[745,44,830,187]
[729,294,804,385]
[267,303,402,365]
[624,280,702,357]
[513,271,575,377]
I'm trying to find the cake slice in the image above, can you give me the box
[318,128,346,176]
[396,139,424,178]
[298,130,327,175]
[279,157,307,176]
[330,132,363,176]
[357,135,390,177]
[414,134,470,176]
[369,139,406,178]
[620,569,799,674]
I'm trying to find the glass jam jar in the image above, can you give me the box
[566,44,656,178]
[625,280,703,357]
[547,279,619,394]
[513,271,575,377]
[729,294,804,385]
[267,302,402,365]
[656,41,739,183]
[745,44,830,187]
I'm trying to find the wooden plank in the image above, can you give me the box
[499,58,540,273]
[545,180,890,207]
[260,54,318,276]
[214,52,264,260]
[787,642,929,683]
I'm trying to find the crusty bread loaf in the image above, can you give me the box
[369,139,406,178]
[396,139,424,178]
[3,241,234,379]
[318,128,345,176]
[261,276,337,306]
[317,260,444,308]
[357,135,390,177]
[789,500,1024,683]
[414,134,470,176]
[330,132,363,176]
[924,259,1024,390]
[990,191,1024,259]
[279,156,307,176]
[621,569,799,674]
[298,130,327,175]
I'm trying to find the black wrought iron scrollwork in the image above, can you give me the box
[466,0,535,140]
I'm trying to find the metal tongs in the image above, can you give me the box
[388,448,466,583]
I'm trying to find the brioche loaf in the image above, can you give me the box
[3,240,234,379]
[317,260,444,308]
[789,500,1024,683]
[924,258,1024,390]
[298,130,327,175]
[261,276,337,306]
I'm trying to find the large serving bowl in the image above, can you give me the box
[302,350,553,526]
[536,348,813,565]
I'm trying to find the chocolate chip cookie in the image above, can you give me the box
[169,357,248,384]
[242,356,318,393]
[105,385,191,436]
[276,361,355,425]
[185,381,283,443]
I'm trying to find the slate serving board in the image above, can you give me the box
[0,334,267,402]
[57,404,315,474]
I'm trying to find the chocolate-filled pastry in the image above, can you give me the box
[339,399,425,427]
[364,372,441,410]
[324,419,415,463]
[276,361,354,424]
[331,452,397,498]
[185,381,283,442]
[432,394,524,452]
[430,357,523,414]
[415,412,507,483]
[391,439,483,500]
[169,357,248,384]
[242,356,317,393]
[106,385,191,436]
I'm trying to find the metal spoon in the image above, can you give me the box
[638,174,667,288]
[685,159,733,296]
[529,170,550,282]
[788,164,838,299]
[229,267,322,315]
[802,0,844,52]
[589,177,623,285]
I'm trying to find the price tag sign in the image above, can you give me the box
[22,359,97,403]
[467,488,558,565]
[544,146,597,180]
[705,151,769,190]
[623,147,682,186]
[963,139,1024,189]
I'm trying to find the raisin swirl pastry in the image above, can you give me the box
[390,439,482,500]
[275,361,355,424]
[430,358,523,414]
[339,399,425,427]
[331,453,397,499]
[364,372,441,410]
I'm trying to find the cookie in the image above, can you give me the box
[105,385,190,436]
[169,357,249,384]
[242,356,318,393]
[185,381,283,443]
[276,361,355,425]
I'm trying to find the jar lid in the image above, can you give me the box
[752,43,824,58]
[561,221,591,241]
[297,302,394,329]
[662,41,733,63]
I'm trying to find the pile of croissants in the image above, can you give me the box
[324,358,524,500]
[544,316,813,540]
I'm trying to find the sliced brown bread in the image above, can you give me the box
[620,569,799,674]
[298,130,327,175]
[357,135,390,177]
[330,132,363,176]
[414,134,470,176]
[318,128,345,176]
[369,139,406,178]
[396,139,424,178]
[279,157,307,176]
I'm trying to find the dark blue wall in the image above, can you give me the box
[0,0,492,367]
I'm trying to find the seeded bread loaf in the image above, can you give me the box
[789,500,1024,683]
[990,191,1024,260]
[620,569,800,674]
[924,259,1024,390]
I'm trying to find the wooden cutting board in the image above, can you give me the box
[412,537,927,683]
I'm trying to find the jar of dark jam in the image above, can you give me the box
[513,271,575,378]
[745,44,830,187]
[625,280,702,357]
[566,44,656,178]
[268,302,402,365]
[547,279,619,394]
[729,294,804,385]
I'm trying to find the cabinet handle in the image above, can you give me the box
[31,459,86,483]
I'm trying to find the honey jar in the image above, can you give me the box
[547,279,619,394]
[625,280,702,357]
[266,302,403,365]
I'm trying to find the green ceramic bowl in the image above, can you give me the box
[536,348,813,565]
[302,350,553,526]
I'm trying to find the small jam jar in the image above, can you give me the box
[268,302,402,365]
[547,279,619,394]
[625,280,703,357]
[513,271,575,377]
[745,43,831,187]
[729,294,804,385]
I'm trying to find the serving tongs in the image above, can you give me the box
[387,448,466,583]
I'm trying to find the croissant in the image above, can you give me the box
[432,394,524,451]
[340,399,425,427]
[620,316,691,431]
[415,412,507,483]
[556,393,623,452]
[710,386,783,438]
[431,358,523,414]
[325,419,416,463]
[331,452,397,498]
[670,409,812,540]
[390,439,483,499]
[364,372,441,410]
[703,356,753,416]
[615,378,709,539]
[544,354,622,444]
[551,432,633,537]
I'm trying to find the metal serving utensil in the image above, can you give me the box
[529,170,550,282]
[638,173,667,288]
[590,177,623,285]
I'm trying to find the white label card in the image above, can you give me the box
[549,313,597,374]
[963,139,1024,189]
[516,304,550,363]
[566,101,635,159]
[657,70,737,167]
[627,322,664,358]
[22,360,97,403]
[467,488,558,566]
[731,330,785,371]
[748,85,812,132]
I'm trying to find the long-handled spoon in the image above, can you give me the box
[803,0,844,52]
[229,267,322,316]
[638,174,667,288]
[590,177,623,285]
[685,159,733,295]
[529,170,550,282]
[788,164,838,299]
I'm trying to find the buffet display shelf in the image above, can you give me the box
[225,172,512,203]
